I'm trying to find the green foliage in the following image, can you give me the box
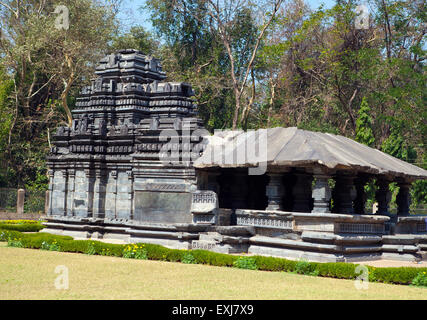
[122,244,148,260]
[0,222,45,232]
[85,242,97,255]
[40,240,60,251]
[7,238,24,248]
[109,26,158,55]
[181,252,196,264]
[411,272,427,287]
[233,256,258,270]
[382,126,417,164]
[355,97,375,147]
[370,267,427,285]
[294,260,319,276]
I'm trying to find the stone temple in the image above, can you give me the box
[44,49,427,263]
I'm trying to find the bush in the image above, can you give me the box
[0,223,45,232]
[294,260,319,276]
[181,252,196,264]
[253,255,297,272]
[7,237,23,248]
[411,272,427,287]
[123,244,148,260]
[40,240,60,251]
[0,221,45,232]
[371,267,427,285]
[233,256,258,270]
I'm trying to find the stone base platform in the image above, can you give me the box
[43,211,427,263]
[43,216,209,250]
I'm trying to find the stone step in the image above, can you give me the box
[199,233,221,242]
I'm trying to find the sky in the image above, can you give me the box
[118,0,338,32]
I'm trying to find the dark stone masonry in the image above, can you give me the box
[44,50,427,262]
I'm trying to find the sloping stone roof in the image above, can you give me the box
[194,127,427,180]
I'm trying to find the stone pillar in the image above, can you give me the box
[266,173,284,211]
[44,190,50,215]
[292,172,313,213]
[396,182,411,216]
[66,169,75,216]
[51,170,68,216]
[332,175,356,214]
[17,189,25,215]
[73,169,94,218]
[93,170,107,218]
[311,173,332,213]
[47,170,54,215]
[105,170,118,219]
[115,170,133,220]
[353,176,370,214]
[375,178,391,215]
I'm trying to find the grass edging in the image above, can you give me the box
[1,228,427,287]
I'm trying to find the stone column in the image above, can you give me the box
[396,181,411,216]
[66,169,75,217]
[47,170,54,215]
[375,177,391,215]
[292,172,313,213]
[105,170,118,219]
[51,170,68,216]
[332,175,356,214]
[353,176,370,215]
[44,190,50,215]
[265,173,284,211]
[311,172,332,213]
[93,170,107,218]
[17,189,25,215]
[115,170,133,220]
[127,171,134,220]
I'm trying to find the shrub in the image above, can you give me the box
[411,272,427,287]
[7,237,23,248]
[123,244,148,260]
[0,222,45,232]
[294,260,319,276]
[181,252,196,264]
[370,267,427,285]
[315,262,357,279]
[253,255,297,272]
[85,242,97,255]
[40,240,60,251]
[233,256,258,270]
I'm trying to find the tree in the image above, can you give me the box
[109,26,158,55]
[355,97,375,147]
[0,0,120,187]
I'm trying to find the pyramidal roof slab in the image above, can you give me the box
[194,127,427,180]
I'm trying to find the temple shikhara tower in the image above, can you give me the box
[45,49,427,263]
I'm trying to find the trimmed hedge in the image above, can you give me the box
[0,220,45,232]
[1,229,427,286]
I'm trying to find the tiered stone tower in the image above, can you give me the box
[47,49,206,227]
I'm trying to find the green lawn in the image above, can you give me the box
[0,242,426,300]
